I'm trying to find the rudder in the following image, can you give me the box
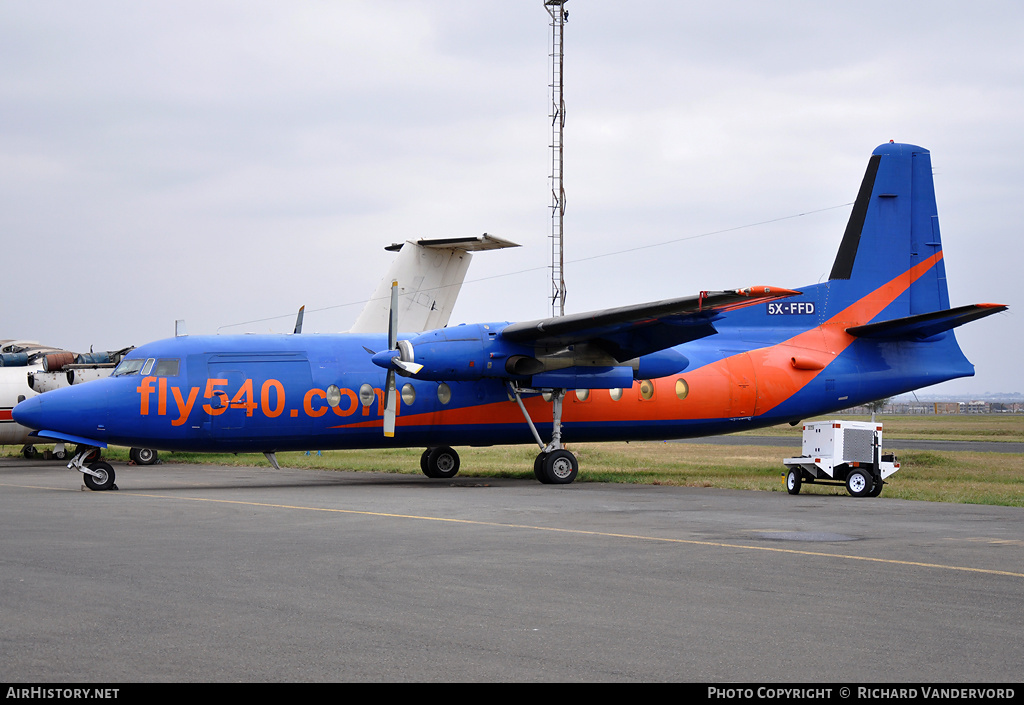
[828,143,950,317]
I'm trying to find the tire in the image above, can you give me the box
[786,468,802,495]
[53,447,67,461]
[420,448,434,478]
[533,453,549,484]
[868,477,884,497]
[537,449,578,485]
[83,461,116,491]
[22,445,37,460]
[426,446,460,479]
[132,448,158,466]
[846,468,873,498]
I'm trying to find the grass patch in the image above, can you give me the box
[5,416,1023,507]
[737,414,1024,442]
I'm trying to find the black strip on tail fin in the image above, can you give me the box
[829,154,881,280]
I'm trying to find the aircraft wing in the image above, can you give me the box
[500,286,799,360]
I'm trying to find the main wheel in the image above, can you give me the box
[131,448,158,465]
[22,445,37,459]
[425,446,460,479]
[846,468,873,498]
[420,448,434,477]
[786,468,802,495]
[533,453,549,484]
[83,461,116,491]
[53,447,67,461]
[536,449,578,485]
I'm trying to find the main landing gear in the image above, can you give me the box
[68,447,117,491]
[417,385,580,485]
[129,447,159,465]
[420,446,461,479]
[511,383,578,485]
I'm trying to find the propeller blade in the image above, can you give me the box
[388,280,399,352]
[393,359,424,376]
[383,369,396,437]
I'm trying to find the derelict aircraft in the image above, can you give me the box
[13,143,1006,491]
[0,341,138,459]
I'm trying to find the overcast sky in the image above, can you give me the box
[2,1,1021,396]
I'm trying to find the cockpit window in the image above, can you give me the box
[153,359,180,377]
[112,357,178,377]
[112,359,145,377]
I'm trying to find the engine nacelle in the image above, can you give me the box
[380,323,512,382]
[373,322,691,385]
[629,348,690,379]
[531,366,635,390]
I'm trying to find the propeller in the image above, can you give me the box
[373,281,423,438]
[383,281,399,437]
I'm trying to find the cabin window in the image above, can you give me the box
[153,359,180,377]
[675,378,689,400]
[609,388,623,401]
[575,388,590,402]
[639,380,655,400]
[401,384,416,406]
[326,385,342,408]
[358,384,375,407]
[437,383,452,405]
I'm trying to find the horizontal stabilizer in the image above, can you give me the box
[846,303,1007,341]
[502,286,799,360]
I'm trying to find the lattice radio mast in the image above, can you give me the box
[545,0,568,317]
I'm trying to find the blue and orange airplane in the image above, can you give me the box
[13,143,1006,491]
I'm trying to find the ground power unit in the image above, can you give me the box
[783,420,899,497]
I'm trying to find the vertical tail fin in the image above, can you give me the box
[349,234,519,334]
[827,142,950,316]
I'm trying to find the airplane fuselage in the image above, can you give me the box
[16,276,974,456]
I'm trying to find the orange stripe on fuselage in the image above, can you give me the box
[338,252,944,431]
[745,250,945,416]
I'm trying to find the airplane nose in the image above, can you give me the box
[12,384,110,440]
[12,394,46,430]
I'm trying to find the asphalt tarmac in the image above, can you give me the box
[2,456,1022,683]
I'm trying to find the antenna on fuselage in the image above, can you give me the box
[545,0,568,317]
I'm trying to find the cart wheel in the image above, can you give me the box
[868,478,883,497]
[786,468,802,495]
[846,469,873,498]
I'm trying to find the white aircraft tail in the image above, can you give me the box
[349,234,519,334]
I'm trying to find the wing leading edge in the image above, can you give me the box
[500,286,799,361]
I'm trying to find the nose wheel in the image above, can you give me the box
[82,461,117,491]
[68,447,117,491]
